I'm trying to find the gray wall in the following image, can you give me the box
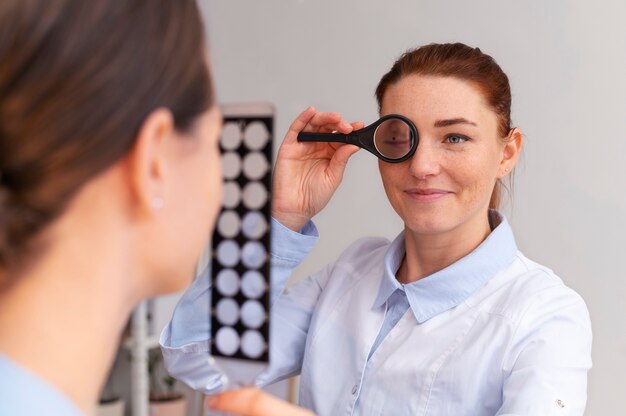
[199,1,626,413]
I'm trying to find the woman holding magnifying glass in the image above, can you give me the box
[168,42,592,416]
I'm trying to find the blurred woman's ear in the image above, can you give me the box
[125,108,174,218]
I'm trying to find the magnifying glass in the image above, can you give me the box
[297,114,419,163]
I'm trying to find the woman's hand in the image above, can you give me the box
[207,387,315,416]
[272,107,363,231]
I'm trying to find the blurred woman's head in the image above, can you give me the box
[0,0,221,294]
[374,43,522,236]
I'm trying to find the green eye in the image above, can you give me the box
[446,134,468,144]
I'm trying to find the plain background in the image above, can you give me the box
[198,1,626,414]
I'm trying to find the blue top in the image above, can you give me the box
[373,210,518,322]
[0,353,82,415]
[160,212,592,415]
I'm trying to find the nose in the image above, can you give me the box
[407,139,441,179]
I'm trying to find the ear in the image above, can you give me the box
[497,128,523,179]
[126,108,174,217]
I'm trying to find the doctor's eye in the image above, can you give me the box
[445,134,470,144]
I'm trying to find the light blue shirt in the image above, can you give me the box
[0,354,82,416]
[161,212,592,415]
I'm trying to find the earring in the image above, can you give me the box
[504,167,510,173]
[152,197,164,210]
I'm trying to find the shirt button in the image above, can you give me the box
[351,384,358,395]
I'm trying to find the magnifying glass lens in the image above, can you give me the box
[374,118,414,160]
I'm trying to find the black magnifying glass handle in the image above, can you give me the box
[297,131,357,144]
[297,114,418,163]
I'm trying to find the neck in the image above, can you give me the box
[398,211,492,283]
[0,225,140,414]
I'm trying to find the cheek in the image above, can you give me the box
[378,162,409,210]
[175,147,222,231]
[209,152,223,222]
[450,151,500,202]
[378,163,400,195]
[199,146,223,225]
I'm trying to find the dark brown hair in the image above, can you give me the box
[375,43,513,210]
[0,0,214,275]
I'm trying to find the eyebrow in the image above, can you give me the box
[433,118,477,128]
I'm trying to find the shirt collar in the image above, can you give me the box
[373,210,518,323]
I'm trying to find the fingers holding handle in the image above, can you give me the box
[272,108,361,232]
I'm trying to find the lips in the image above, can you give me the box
[404,188,451,201]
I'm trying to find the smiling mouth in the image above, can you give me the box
[404,189,451,201]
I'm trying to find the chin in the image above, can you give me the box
[150,264,196,296]
[404,214,457,236]
[172,264,197,290]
